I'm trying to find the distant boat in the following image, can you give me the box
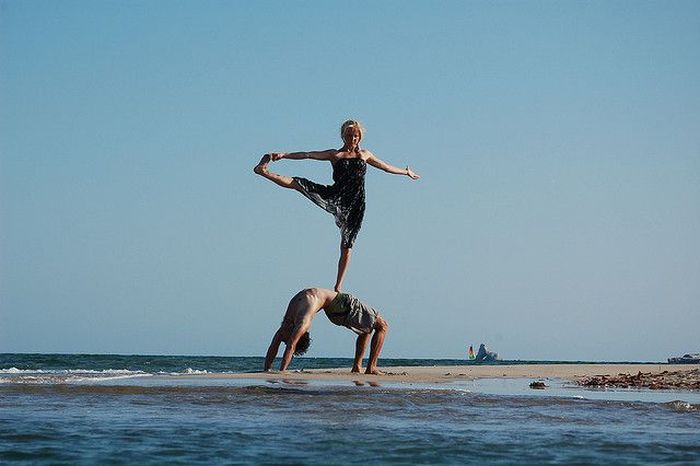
[475,343,499,362]
[468,345,476,360]
[668,353,700,364]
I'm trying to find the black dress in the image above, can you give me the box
[293,157,366,249]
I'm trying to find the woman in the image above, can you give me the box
[254,120,420,292]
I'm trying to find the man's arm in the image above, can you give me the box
[263,329,284,371]
[279,321,310,371]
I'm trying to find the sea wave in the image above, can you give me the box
[0,368,152,384]
[182,368,209,375]
[1,367,49,374]
[0,367,146,375]
[662,400,699,412]
[2,367,212,374]
[0,367,216,384]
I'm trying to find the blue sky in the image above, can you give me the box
[1,0,699,360]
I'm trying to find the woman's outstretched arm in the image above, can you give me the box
[270,149,336,161]
[366,151,421,179]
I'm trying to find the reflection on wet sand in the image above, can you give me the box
[265,378,310,385]
[353,380,381,387]
[282,379,309,385]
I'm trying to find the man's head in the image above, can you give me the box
[294,332,311,356]
[279,320,312,356]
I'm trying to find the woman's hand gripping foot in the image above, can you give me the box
[253,154,271,175]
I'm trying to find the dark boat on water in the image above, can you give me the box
[668,353,700,364]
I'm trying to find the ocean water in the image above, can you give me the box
[1,354,699,465]
[1,353,485,380]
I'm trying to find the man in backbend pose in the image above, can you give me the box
[263,288,389,374]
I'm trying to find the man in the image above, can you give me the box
[263,288,389,374]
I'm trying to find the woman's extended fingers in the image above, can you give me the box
[407,166,421,180]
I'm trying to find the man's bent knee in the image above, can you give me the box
[375,316,389,332]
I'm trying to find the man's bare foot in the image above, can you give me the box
[365,367,385,375]
[351,366,362,373]
[253,154,271,175]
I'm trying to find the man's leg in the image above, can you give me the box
[366,316,388,375]
[352,332,371,373]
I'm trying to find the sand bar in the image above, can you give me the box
[177,364,697,385]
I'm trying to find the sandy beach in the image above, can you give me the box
[184,363,698,385]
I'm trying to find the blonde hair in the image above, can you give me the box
[340,119,364,143]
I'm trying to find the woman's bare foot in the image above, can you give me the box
[351,365,362,373]
[365,367,385,375]
[253,154,271,175]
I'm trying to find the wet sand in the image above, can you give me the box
[179,364,699,387]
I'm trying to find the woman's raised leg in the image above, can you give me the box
[253,154,300,190]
